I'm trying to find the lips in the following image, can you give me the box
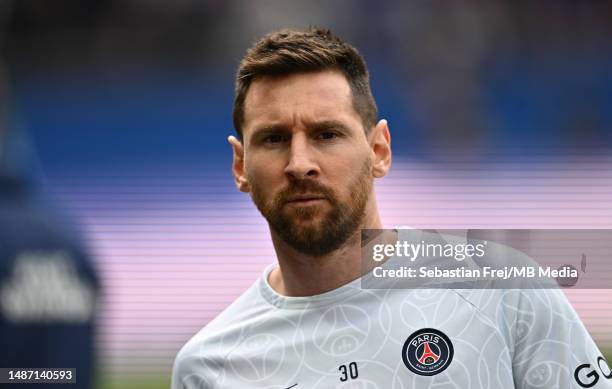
[285,194,327,204]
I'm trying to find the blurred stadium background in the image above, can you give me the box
[1,1,611,388]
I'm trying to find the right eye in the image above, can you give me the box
[263,134,288,144]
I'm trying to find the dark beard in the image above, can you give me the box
[250,161,372,257]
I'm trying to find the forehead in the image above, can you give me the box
[242,70,360,136]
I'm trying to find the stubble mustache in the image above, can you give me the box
[272,179,338,211]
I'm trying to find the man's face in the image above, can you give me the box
[238,70,374,256]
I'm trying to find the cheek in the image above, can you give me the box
[246,157,286,189]
[328,152,371,190]
[334,148,370,173]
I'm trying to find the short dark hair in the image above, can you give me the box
[233,27,377,140]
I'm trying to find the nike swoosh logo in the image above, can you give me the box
[284,384,298,389]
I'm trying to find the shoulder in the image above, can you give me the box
[453,288,579,327]
[172,280,272,389]
[451,288,586,355]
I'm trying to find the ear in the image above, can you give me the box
[369,119,392,178]
[228,135,251,193]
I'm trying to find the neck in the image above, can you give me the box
[268,197,383,297]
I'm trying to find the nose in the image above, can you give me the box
[284,133,319,180]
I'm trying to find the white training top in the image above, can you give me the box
[172,264,612,389]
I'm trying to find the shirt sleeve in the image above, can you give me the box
[511,289,612,389]
[171,347,220,389]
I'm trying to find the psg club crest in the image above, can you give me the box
[402,328,454,376]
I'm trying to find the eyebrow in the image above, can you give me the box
[309,120,351,133]
[251,124,290,137]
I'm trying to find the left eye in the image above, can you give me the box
[317,131,337,140]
